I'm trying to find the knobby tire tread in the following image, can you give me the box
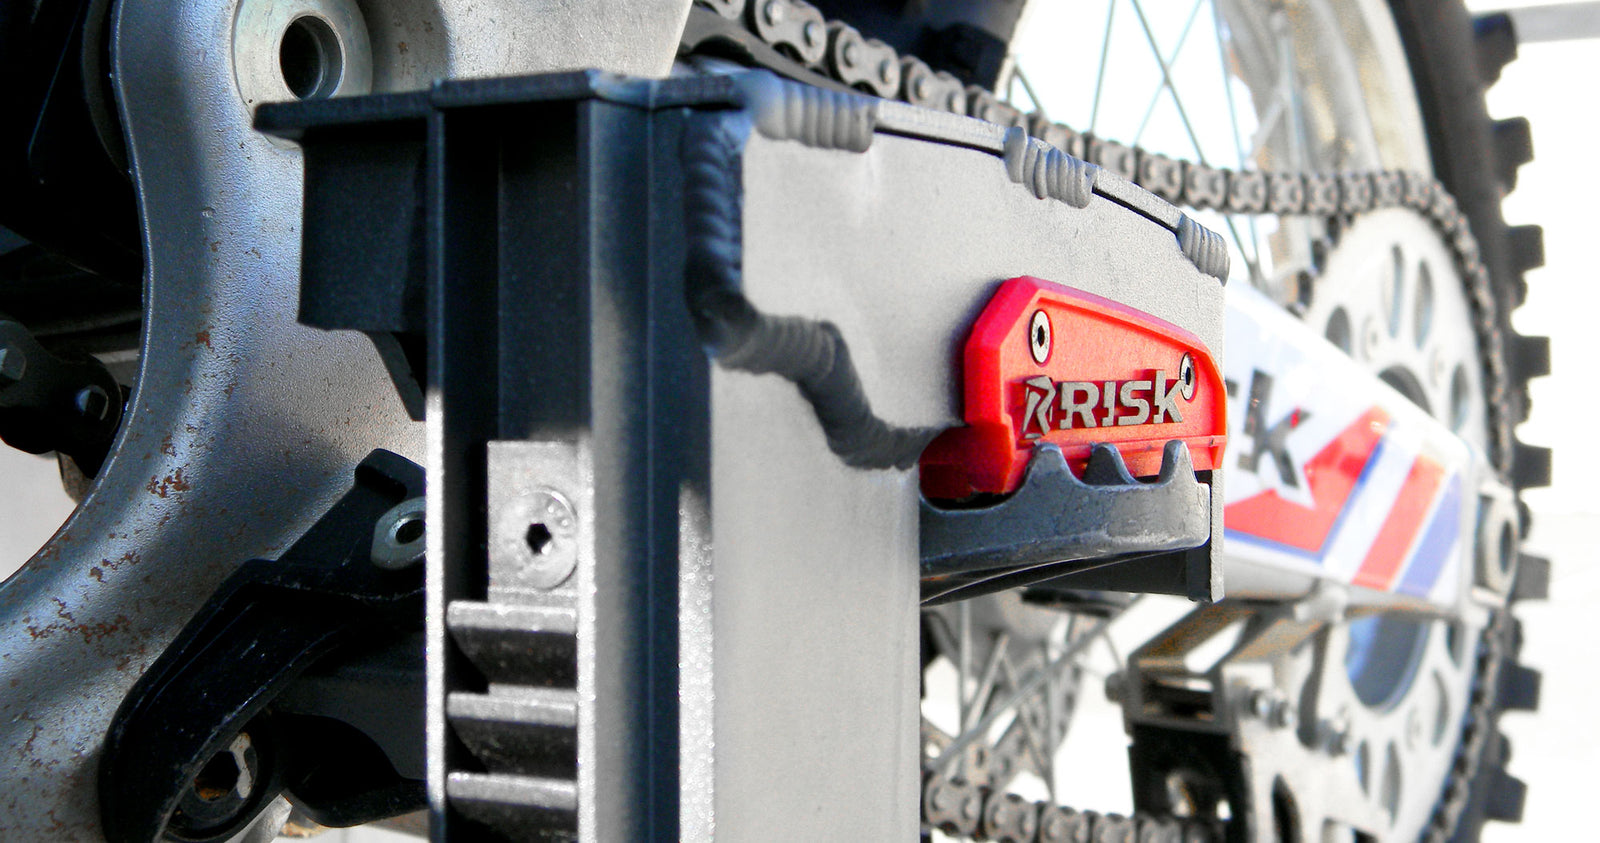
[1387,1,1544,839]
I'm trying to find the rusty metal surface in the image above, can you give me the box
[0,0,422,835]
[0,0,689,836]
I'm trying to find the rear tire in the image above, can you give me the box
[1386,2,1544,838]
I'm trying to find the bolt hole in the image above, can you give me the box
[1380,742,1402,820]
[1448,364,1471,432]
[1270,778,1299,843]
[1325,307,1352,354]
[1354,740,1370,793]
[1445,622,1464,666]
[1413,262,1434,348]
[192,750,241,802]
[392,515,423,545]
[1386,245,1405,338]
[1294,269,1315,310]
[526,523,554,556]
[279,15,342,100]
[1497,522,1517,578]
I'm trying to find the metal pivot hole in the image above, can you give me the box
[495,490,579,590]
[1029,309,1052,365]
[174,732,259,834]
[1178,353,1196,400]
[371,496,426,570]
[232,0,373,111]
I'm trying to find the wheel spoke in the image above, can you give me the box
[998,657,1057,796]
[932,603,1138,775]
[1011,64,1047,121]
[966,631,1012,731]
[1212,4,1253,169]
[1132,0,1207,147]
[1089,0,1120,135]
[1223,214,1264,283]
[1276,15,1314,173]
[958,600,972,730]
[1129,0,1210,165]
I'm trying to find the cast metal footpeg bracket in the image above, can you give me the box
[99,450,427,843]
[920,440,1211,604]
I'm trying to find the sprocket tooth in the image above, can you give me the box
[1507,224,1545,273]
[1510,333,1550,380]
[1484,770,1528,822]
[1492,117,1534,191]
[1486,731,1511,766]
[1472,13,1518,86]
[1511,442,1552,489]
[1498,663,1542,712]
[1512,553,1550,602]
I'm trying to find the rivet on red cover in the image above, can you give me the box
[920,276,1226,499]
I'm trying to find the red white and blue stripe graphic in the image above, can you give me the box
[1221,286,1471,604]
[1225,408,1463,599]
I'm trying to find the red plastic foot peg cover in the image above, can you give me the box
[920,276,1226,499]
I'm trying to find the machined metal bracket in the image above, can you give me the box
[1120,592,1478,841]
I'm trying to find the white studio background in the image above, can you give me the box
[1463,2,1600,839]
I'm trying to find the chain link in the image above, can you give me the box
[682,2,1516,838]
[922,770,1223,843]
[686,0,1513,479]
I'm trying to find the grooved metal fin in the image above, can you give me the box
[445,599,580,837]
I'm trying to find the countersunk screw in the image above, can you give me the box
[0,345,26,386]
[498,490,579,589]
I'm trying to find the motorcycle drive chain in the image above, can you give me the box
[917,614,1507,842]
[683,0,1514,478]
[679,2,1521,841]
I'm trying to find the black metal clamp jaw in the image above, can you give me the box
[99,450,428,843]
[0,315,125,478]
[920,440,1215,605]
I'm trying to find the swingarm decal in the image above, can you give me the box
[1221,287,1472,601]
